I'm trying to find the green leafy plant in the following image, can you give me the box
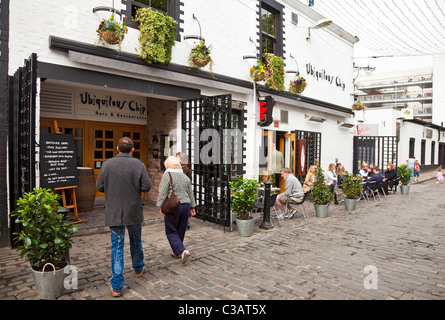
[341,173,362,199]
[398,163,411,186]
[12,188,78,271]
[264,53,285,91]
[229,175,260,220]
[188,41,214,73]
[135,7,177,65]
[96,14,128,50]
[309,166,334,205]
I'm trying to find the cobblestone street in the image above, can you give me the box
[1,174,444,302]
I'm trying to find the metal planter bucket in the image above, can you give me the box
[314,204,329,218]
[235,217,255,237]
[31,263,67,299]
[344,198,358,212]
[400,185,410,195]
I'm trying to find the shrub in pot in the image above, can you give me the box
[341,173,362,211]
[229,175,259,236]
[398,163,411,194]
[309,166,334,217]
[12,188,78,299]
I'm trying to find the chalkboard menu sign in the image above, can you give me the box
[40,133,78,189]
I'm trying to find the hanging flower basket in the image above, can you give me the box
[265,53,285,91]
[101,30,124,45]
[249,60,267,82]
[191,54,211,68]
[352,99,365,111]
[289,76,307,94]
[96,14,128,50]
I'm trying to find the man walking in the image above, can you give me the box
[275,167,304,219]
[96,137,152,297]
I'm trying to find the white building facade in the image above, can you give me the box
[3,0,359,243]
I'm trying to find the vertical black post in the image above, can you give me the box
[260,181,274,230]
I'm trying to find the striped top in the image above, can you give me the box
[156,169,196,208]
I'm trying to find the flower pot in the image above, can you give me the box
[314,204,329,218]
[235,216,255,237]
[290,86,306,94]
[31,262,68,299]
[344,198,358,212]
[191,55,211,68]
[101,30,123,45]
[352,103,364,111]
[251,72,266,82]
[400,185,410,195]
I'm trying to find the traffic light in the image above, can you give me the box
[258,96,274,127]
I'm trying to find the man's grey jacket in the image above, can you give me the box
[96,153,152,226]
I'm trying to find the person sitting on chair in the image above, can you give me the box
[275,168,304,219]
[384,163,397,191]
[366,166,383,193]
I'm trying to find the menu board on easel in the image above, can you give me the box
[40,133,78,189]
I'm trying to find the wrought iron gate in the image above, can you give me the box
[353,136,398,174]
[181,94,245,227]
[8,53,38,241]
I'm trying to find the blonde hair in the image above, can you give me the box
[308,165,317,174]
[328,163,335,171]
[361,162,368,169]
[337,164,346,175]
[164,156,182,170]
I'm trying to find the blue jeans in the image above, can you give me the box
[164,203,190,257]
[110,224,144,293]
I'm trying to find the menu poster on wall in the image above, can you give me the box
[40,133,78,189]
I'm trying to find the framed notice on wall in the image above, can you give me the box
[39,133,78,189]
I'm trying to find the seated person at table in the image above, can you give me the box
[275,168,304,219]
[384,163,398,191]
[367,163,375,180]
[325,163,337,192]
[302,165,317,192]
[334,164,347,204]
[366,166,383,191]
[359,162,368,180]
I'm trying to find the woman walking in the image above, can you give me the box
[157,156,196,264]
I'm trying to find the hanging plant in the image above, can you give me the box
[264,53,285,91]
[96,14,128,50]
[352,98,365,111]
[135,7,177,65]
[188,41,214,72]
[249,60,268,82]
[289,76,307,94]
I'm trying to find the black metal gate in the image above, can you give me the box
[181,94,245,227]
[353,136,398,174]
[8,53,38,242]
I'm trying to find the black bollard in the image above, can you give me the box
[259,181,274,230]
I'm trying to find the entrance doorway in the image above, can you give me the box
[41,118,147,196]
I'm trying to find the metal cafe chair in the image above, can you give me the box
[285,191,310,220]
[256,191,281,226]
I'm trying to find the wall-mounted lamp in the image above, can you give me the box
[306,19,332,41]
[337,121,355,128]
[305,114,326,123]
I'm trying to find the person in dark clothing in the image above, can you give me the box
[384,163,398,191]
[96,137,152,297]
[366,165,384,193]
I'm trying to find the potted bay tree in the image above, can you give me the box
[229,175,259,237]
[309,165,334,218]
[341,173,362,211]
[398,163,411,194]
[12,188,77,299]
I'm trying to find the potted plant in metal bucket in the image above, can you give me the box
[398,163,411,194]
[309,165,334,217]
[229,175,259,237]
[341,173,362,211]
[12,188,78,299]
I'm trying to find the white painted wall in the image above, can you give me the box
[432,55,445,127]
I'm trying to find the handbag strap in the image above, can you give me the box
[168,172,175,193]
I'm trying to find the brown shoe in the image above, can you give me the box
[135,266,145,278]
[110,287,121,297]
